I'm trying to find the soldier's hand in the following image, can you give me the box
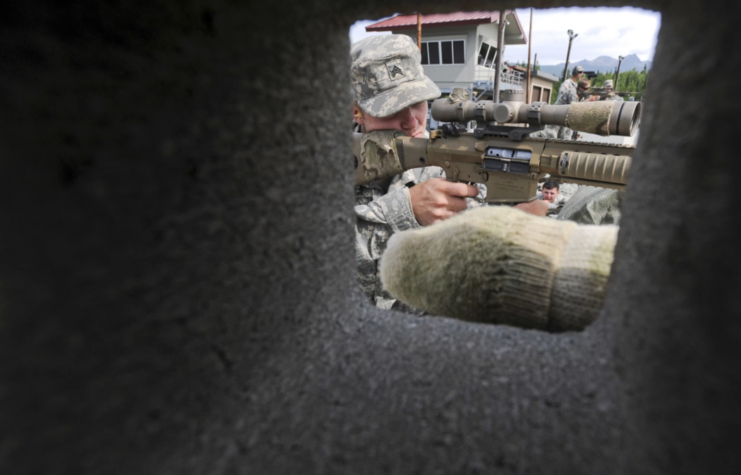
[514,199,549,217]
[409,178,480,226]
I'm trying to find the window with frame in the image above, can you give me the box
[478,42,498,69]
[421,40,465,65]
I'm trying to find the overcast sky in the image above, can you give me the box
[349,7,661,65]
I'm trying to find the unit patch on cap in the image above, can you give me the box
[385,59,405,80]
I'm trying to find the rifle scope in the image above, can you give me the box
[431,89,640,137]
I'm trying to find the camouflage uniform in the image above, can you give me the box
[556,185,623,225]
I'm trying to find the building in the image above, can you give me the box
[366,11,553,102]
[507,63,559,104]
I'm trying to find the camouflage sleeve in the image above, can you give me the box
[354,172,425,307]
[355,186,420,233]
[566,86,579,105]
[355,190,410,308]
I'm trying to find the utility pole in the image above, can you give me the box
[533,53,539,100]
[615,55,625,90]
[561,29,578,82]
[416,13,422,50]
[493,10,507,103]
[526,8,533,103]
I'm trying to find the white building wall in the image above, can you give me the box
[396,27,475,90]
[391,15,527,93]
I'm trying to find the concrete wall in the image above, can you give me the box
[3,1,741,474]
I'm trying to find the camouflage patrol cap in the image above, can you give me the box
[604,79,614,88]
[351,35,441,118]
[573,65,584,75]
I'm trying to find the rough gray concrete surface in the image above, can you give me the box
[1,1,739,474]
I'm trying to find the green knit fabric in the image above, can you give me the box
[380,206,618,331]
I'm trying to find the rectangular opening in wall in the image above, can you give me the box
[347,8,660,317]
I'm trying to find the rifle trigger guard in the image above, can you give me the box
[474,165,489,183]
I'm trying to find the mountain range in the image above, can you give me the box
[537,54,651,78]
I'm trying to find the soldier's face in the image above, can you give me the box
[355,101,428,138]
[542,188,559,203]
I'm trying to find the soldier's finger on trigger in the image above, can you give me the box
[447,196,468,212]
[444,181,479,198]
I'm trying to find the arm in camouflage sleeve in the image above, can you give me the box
[354,168,442,309]
[355,186,420,234]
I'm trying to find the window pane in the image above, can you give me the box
[441,41,453,64]
[478,43,488,65]
[428,42,440,64]
[421,42,428,65]
[486,46,497,69]
[453,41,465,64]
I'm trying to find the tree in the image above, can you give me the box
[551,80,562,103]
[589,68,649,100]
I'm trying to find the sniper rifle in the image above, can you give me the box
[353,89,641,203]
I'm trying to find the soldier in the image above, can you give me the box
[600,79,624,102]
[537,180,567,216]
[351,35,482,313]
[350,35,545,312]
[577,78,598,102]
